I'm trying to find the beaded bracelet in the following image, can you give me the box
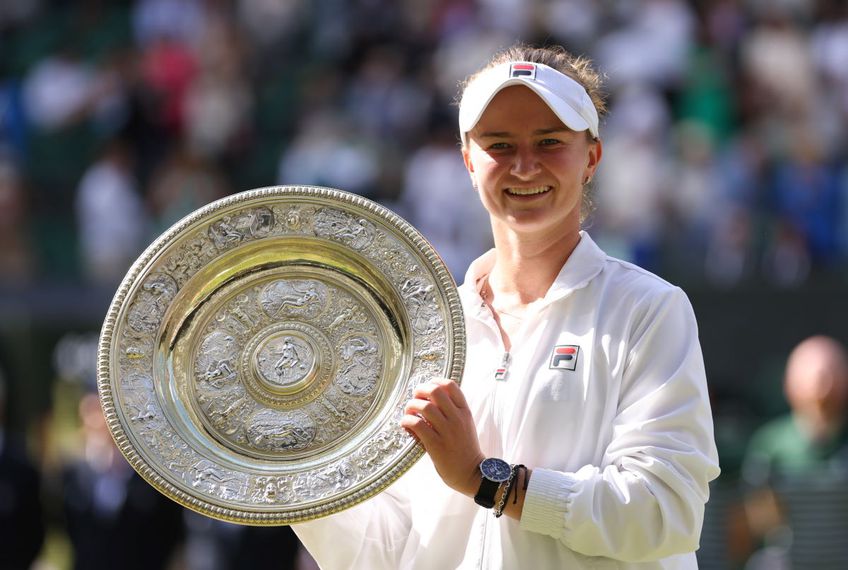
[493,464,526,518]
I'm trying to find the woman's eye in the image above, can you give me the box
[488,142,511,150]
[539,138,561,146]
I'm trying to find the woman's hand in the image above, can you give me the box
[400,377,485,497]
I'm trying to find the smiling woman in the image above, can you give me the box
[292,44,720,570]
[462,85,599,245]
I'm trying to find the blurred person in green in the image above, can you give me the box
[743,335,848,485]
[738,336,848,569]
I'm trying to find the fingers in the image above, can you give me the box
[401,378,465,445]
[400,411,437,449]
[404,397,448,434]
[412,377,468,411]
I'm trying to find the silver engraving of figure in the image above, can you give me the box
[189,459,247,500]
[200,386,253,436]
[378,241,418,276]
[145,424,194,474]
[245,207,274,236]
[354,429,404,470]
[255,335,314,387]
[309,461,355,495]
[251,476,293,504]
[274,338,300,378]
[318,394,349,420]
[314,209,374,250]
[138,418,171,454]
[164,234,217,286]
[327,304,369,334]
[231,293,261,330]
[126,273,178,333]
[208,207,274,250]
[274,204,316,233]
[310,389,363,444]
[196,330,239,389]
[123,373,158,422]
[245,409,316,452]
[401,277,442,335]
[337,336,380,396]
[259,279,327,319]
[284,207,303,231]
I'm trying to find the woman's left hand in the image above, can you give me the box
[400,377,484,497]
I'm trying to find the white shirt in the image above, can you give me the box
[293,232,720,569]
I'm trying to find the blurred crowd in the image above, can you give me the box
[1,0,847,287]
[2,0,848,568]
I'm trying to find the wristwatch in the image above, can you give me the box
[474,457,511,508]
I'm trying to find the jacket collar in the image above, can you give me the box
[459,231,606,310]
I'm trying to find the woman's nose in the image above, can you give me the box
[510,146,541,179]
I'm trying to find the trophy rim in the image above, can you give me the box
[96,185,466,525]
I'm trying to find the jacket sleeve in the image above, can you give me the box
[519,287,721,562]
[291,474,414,569]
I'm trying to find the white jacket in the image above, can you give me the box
[293,232,720,569]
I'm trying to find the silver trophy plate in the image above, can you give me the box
[97,186,465,525]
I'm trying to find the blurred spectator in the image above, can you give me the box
[62,392,184,570]
[740,7,817,121]
[665,121,722,259]
[0,159,36,283]
[138,34,198,137]
[344,46,433,145]
[184,16,252,161]
[0,366,46,570]
[743,335,848,484]
[132,0,207,48]
[182,511,302,570]
[740,335,848,569]
[398,115,492,277]
[0,79,27,160]
[277,110,381,198]
[75,138,148,284]
[811,2,848,128]
[148,143,229,232]
[0,0,39,31]
[236,0,306,52]
[21,45,96,132]
[704,207,756,287]
[760,220,812,287]
[593,83,670,268]
[770,124,842,266]
[595,0,695,90]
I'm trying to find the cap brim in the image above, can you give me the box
[458,62,599,143]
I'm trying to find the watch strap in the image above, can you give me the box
[474,477,501,509]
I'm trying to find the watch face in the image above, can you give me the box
[480,458,511,482]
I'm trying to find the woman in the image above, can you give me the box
[293,44,720,569]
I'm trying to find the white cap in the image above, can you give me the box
[458,61,599,145]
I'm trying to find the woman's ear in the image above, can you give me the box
[586,138,603,180]
[462,146,473,173]
[462,146,478,190]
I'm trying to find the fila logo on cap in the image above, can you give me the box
[510,63,536,80]
[550,345,579,371]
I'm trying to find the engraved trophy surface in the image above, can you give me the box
[97,186,465,524]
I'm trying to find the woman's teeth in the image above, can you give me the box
[507,186,550,196]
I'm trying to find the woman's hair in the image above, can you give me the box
[458,44,607,125]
